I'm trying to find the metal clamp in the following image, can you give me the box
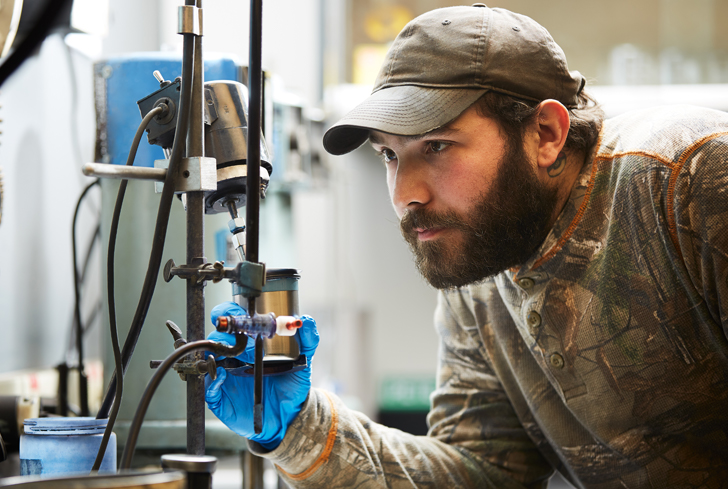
[150,355,217,381]
[163,259,232,285]
[163,259,266,296]
[150,320,218,381]
[234,261,266,298]
[178,6,203,36]
[154,157,217,193]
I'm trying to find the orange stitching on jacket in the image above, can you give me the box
[277,391,339,481]
[666,131,728,261]
[531,152,600,271]
[595,149,675,168]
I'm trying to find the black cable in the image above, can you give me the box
[65,223,101,362]
[80,223,102,283]
[120,335,248,470]
[0,0,73,87]
[72,178,100,417]
[97,31,195,420]
[90,105,164,472]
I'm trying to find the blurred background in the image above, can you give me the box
[0,0,727,487]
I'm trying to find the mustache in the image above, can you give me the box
[399,208,469,236]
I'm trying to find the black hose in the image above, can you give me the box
[0,0,73,87]
[90,105,164,471]
[80,223,101,284]
[65,222,101,361]
[97,31,196,421]
[71,178,100,417]
[119,335,248,469]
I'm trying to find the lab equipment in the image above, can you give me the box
[78,0,305,483]
[205,304,319,450]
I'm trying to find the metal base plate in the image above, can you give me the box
[218,354,307,376]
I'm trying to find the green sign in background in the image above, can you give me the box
[379,377,436,411]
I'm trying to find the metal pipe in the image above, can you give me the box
[82,163,167,181]
[247,0,264,435]
[186,0,207,456]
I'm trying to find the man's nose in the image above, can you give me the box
[390,160,431,215]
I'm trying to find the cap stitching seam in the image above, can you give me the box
[476,8,492,87]
[472,8,488,85]
[386,22,413,85]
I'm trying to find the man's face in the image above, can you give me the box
[369,105,560,289]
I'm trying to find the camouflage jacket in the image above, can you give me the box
[250,105,728,488]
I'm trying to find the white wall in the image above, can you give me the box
[156,0,323,106]
[0,34,99,373]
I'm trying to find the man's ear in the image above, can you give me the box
[534,100,570,169]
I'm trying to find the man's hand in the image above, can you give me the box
[204,301,319,450]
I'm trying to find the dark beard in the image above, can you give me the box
[400,136,560,289]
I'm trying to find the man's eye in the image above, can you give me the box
[380,149,397,163]
[427,141,449,153]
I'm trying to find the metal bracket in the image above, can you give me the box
[178,6,203,36]
[235,261,266,298]
[154,157,217,194]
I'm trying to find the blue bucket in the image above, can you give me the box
[19,417,116,476]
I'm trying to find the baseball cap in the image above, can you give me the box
[323,4,585,156]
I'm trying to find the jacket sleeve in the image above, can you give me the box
[248,289,553,488]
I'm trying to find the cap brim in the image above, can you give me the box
[323,86,488,156]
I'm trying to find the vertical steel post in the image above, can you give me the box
[186,0,206,456]
[247,0,264,434]
[242,451,265,489]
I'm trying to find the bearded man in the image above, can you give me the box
[206,5,728,488]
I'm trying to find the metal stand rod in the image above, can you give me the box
[186,192,206,456]
[242,451,265,489]
[247,0,264,436]
[186,0,206,456]
[253,335,264,433]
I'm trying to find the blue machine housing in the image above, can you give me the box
[97,53,241,167]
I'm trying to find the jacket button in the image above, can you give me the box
[550,353,565,369]
[526,311,541,333]
[518,277,534,290]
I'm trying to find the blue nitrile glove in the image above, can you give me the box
[204,301,319,450]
